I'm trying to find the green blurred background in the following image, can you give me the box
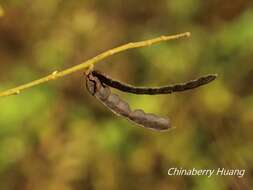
[0,0,253,189]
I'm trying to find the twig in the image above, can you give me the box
[0,32,190,97]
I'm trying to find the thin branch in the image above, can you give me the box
[0,32,190,98]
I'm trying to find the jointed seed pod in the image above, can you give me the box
[92,70,217,95]
[86,69,217,131]
[86,72,171,131]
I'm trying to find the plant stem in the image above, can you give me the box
[0,32,190,97]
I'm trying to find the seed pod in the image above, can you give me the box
[86,72,171,131]
[92,70,217,95]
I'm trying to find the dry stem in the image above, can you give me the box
[0,32,190,97]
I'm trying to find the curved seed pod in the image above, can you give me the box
[92,70,217,95]
[86,72,171,131]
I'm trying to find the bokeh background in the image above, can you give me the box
[0,0,253,189]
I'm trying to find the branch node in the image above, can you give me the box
[15,90,20,95]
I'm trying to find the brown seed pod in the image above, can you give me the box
[92,70,217,95]
[86,72,171,131]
